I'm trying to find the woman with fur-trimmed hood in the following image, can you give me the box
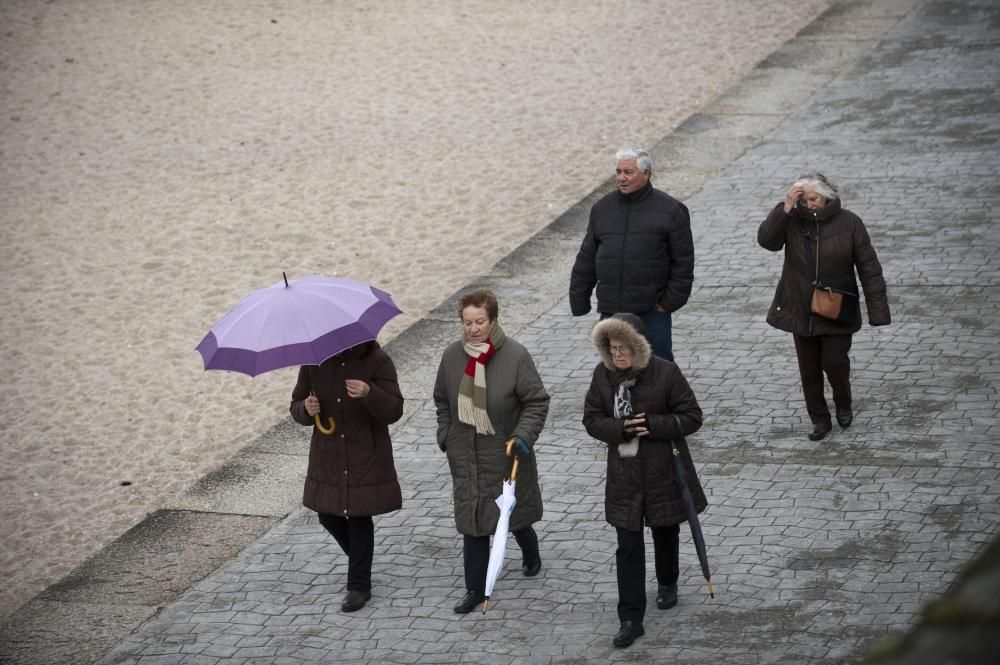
[583,313,705,648]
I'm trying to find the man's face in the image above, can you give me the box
[616,159,650,194]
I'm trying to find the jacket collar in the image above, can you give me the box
[618,180,653,203]
[795,197,842,222]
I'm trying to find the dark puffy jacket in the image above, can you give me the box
[569,181,694,316]
[758,199,891,336]
[583,317,705,532]
[290,342,403,517]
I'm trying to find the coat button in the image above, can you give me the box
[336,398,341,403]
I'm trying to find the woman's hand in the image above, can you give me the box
[783,184,805,213]
[345,379,371,399]
[623,412,649,438]
[304,395,321,416]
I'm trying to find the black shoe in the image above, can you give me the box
[341,590,371,613]
[613,621,644,648]
[808,422,833,441]
[656,584,678,610]
[453,590,484,614]
[836,407,853,428]
[522,558,542,577]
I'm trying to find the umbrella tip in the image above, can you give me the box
[282,272,289,288]
[707,580,715,599]
[482,598,489,614]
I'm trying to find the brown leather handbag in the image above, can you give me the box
[811,286,844,320]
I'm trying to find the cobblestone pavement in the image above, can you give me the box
[92,0,1000,663]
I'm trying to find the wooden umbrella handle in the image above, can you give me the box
[505,437,520,482]
[309,391,336,435]
[314,413,336,435]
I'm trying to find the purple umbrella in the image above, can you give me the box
[196,273,403,378]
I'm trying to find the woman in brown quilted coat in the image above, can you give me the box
[290,340,404,613]
[758,173,891,441]
[583,313,705,648]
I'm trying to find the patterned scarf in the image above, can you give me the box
[612,370,641,458]
[458,321,507,434]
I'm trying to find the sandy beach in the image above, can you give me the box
[0,0,827,618]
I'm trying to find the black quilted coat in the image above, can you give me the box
[569,181,694,316]
[583,317,706,532]
[290,342,403,517]
[758,199,891,336]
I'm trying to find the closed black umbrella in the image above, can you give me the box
[669,415,714,598]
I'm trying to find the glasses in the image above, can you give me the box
[609,345,631,356]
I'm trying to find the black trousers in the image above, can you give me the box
[615,524,680,623]
[463,526,540,594]
[317,513,374,592]
[793,333,853,425]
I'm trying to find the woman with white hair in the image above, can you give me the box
[758,173,891,441]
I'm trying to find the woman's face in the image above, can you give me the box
[803,186,828,210]
[609,338,634,370]
[462,305,494,344]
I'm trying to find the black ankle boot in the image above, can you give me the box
[808,422,832,441]
[656,584,678,609]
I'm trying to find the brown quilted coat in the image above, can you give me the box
[758,199,891,336]
[583,317,706,532]
[289,342,403,517]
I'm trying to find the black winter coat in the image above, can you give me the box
[583,353,706,532]
[758,200,891,336]
[569,181,694,316]
[290,342,403,517]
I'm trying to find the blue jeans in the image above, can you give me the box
[600,309,674,361]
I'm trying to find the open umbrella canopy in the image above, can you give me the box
[196,274,402,377]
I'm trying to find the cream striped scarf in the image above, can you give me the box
[458,321,506,434]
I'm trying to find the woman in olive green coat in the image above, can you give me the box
[433,289,550,613]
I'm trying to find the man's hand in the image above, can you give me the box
[511,437,530,457]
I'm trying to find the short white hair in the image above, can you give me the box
[793,173,839,200]
[615,147,652,173]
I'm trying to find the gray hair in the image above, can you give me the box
[615,147,652,174]
[793,173,839,200]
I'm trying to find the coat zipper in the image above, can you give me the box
[809,212,820,335]
[619,200,631,309]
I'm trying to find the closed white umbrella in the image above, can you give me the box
[482,439,521,613]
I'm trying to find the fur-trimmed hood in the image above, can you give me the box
[591,316,653,371]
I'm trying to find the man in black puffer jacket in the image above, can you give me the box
[569,147,694,361]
